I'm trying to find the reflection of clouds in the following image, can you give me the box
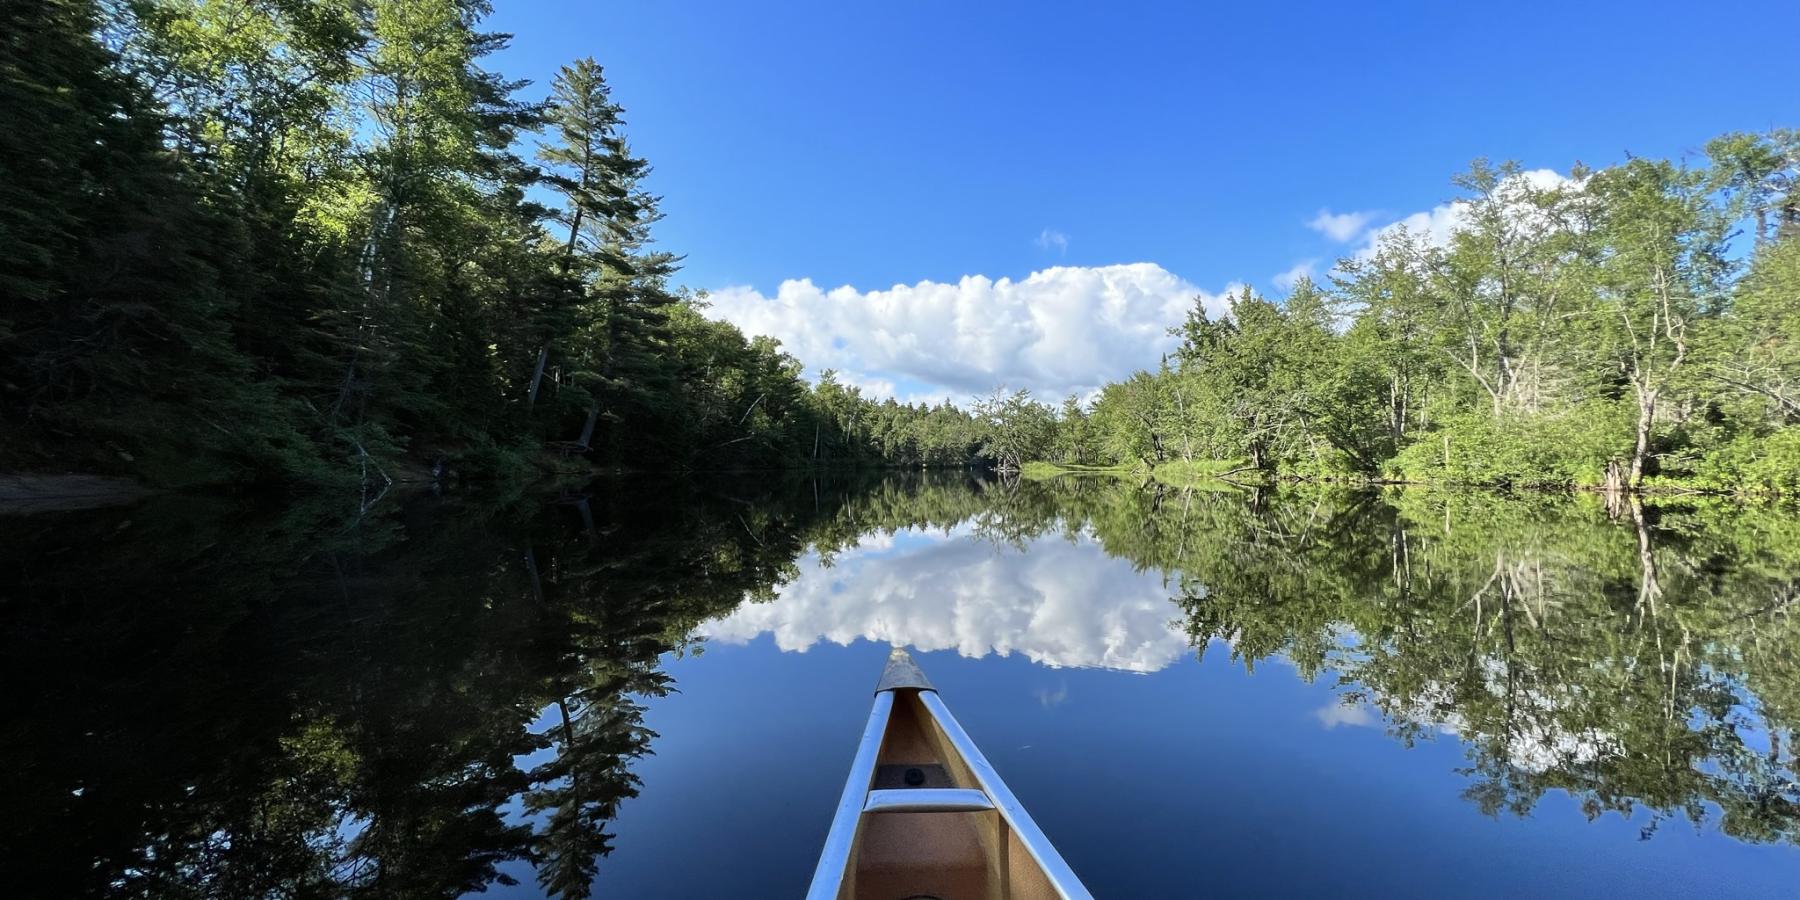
[702,528,1188,672]
[1431,699,1617,774]
[1314,701,1377,730]
[845,531,898,553]
[1377,662,1620,774]
[1316,692,1611,774]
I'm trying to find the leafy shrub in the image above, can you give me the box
[1686,429,1800,495]
[1385,403,1633,487]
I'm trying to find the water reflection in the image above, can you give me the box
[1146,486,1800,843]
[0,479,827,898]
[704,523,1188,672]
[2,474,1797,897]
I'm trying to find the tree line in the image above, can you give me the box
[7,3,1793,493]
[1024,141,1800,493]
[1,0,989,487]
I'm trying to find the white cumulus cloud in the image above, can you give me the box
[703,264,1224,401]
[1307,208,1378,243]
[1273,259,1318,290]
[1349,168,1575,260]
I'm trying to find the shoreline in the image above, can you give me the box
[1020,459,1798,499]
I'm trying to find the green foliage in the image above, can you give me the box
[5,6,1795,491]
[1706,233,1800,427]
[1688,429,1800,494]
[1048,394,1101,464]
[0,0,323,485]
[1089,371,1168,465]
[973,388,1055,471]
[1386,403,1634,487]
[0,2,1004,483]
[1059,141,1800,493]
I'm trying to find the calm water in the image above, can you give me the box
[4,474,1798,897]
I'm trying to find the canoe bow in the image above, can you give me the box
[807,647,1093,900]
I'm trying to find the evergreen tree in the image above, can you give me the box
[539,58,681,455]
[0,0,317,484]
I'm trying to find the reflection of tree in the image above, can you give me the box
[526,674,663,897]
[0,473,1000,898]
[960,475,1800,845]
[0,492,558,897]
[1061,483,1800,846]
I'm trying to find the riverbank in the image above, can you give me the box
[1019,457,1797,498]
[1018,461,1138,479]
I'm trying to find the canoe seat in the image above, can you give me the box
[864,789,995,814]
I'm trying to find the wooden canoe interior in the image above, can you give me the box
[840,690,1059,900]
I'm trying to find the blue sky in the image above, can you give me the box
[489,0,1797,402]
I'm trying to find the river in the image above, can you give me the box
[4,473,1797,897]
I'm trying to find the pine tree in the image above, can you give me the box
[539,58,681,458]
[0,0,317,483]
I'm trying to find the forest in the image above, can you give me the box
[2,0,989,488]
[5,1,1797,494]
[1028,145,1800,493]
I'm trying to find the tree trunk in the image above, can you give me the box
[527,344,549,408]
[1630,497,1662,618]
[1603,458,1628,498]
[1173,389,1193,461]
[524,547,545,604]
[557,698,582,795]
[575,496,598,538]
[576,404,599,449]
[1389,375,1403,445]
[1629,388,1657,489]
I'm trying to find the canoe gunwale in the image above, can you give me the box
[917,689,1093,899]
[806,689,894,900]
